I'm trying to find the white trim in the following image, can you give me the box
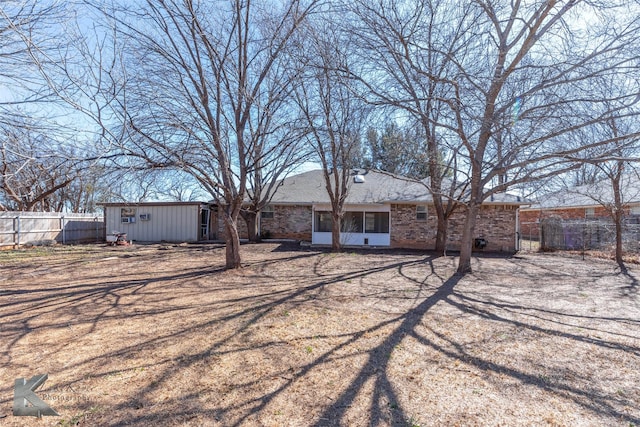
[515,208,520,251]
[312,203,390,212]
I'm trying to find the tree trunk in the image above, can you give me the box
[457,203,478,274]
[331,213,342,252]
[612,166,625,269]
[435,216,448,253]
[614,209,624,268]
[243,211,261,243]
[427,129,448,254]
[433,200,448,253]
[223,213,242,269]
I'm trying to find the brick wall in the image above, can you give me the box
[390,204,434,249]
[466,205,518,252]
[260,205,313,240]
[212,205,311,241]
[391,203,518,252]
[213,203,518,251]
[209,207,249,240]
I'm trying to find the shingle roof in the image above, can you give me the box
[268,169,429,204]
[525,175,640,209]
[269,169,526,205]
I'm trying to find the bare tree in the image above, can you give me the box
[0,2,67,115]
[0,122,79,211]
[352,0,640,273]
[240,59,313,242]
[0,2,97,212]
[449,1,640,273]
[348,0,473,254]
[566,110,640,269]
[597,155,634,269]
[293,15,368,251]
[85,0,318,268]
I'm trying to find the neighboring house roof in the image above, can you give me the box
[523,176,640,210]
[269,169,526,205]
[98,201,210,207]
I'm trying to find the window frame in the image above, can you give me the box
[261,204,275,219]
[314,211,333,232]
[365,211,390,233]
[341,211,364,233]
[416,205,427,221]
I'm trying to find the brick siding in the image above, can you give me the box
[209,207,250,240]
[260,205,313,240]
[466,205,518,252]
[214,203,518,251]
[389,204,434,249]
[390,204,518,252]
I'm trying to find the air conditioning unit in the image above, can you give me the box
[139,213,151,221]
[121,217,131,223]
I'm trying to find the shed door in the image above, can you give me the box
[200,208,210,240]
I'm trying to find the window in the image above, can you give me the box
[314,211,332,232]
[261,205,274,219]
[365,212,389,233]
[585,207,595,218]
[631,206,640,216]
[341,212,364,233]
[416,205,427,221]
[121,207,136,223]
[315,210,390,234]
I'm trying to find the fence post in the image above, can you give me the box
[15,215,20,247]
[61,216,66,244]
[582,222,586,260]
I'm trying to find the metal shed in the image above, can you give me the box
[100,202,215,243]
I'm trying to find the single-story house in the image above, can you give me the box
[519,177,640,238]
[215,169,526,252]
[100,201,216,243]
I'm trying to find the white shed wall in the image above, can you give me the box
[105,204,200,242]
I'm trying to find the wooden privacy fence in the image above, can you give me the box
[0,212,105,247]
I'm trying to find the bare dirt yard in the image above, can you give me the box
[0,242,638,426]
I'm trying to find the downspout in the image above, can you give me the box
[311,205,315,244]
[515,206,520,251]
[258,208,261,239]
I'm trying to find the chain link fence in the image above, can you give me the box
[538,218,640,253]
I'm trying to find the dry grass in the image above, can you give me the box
[0,242,639,426]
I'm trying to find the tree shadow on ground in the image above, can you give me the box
[100,254,443,426]
[1,246,639,426]
[311,272,462,426]
[618,262,639,298]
